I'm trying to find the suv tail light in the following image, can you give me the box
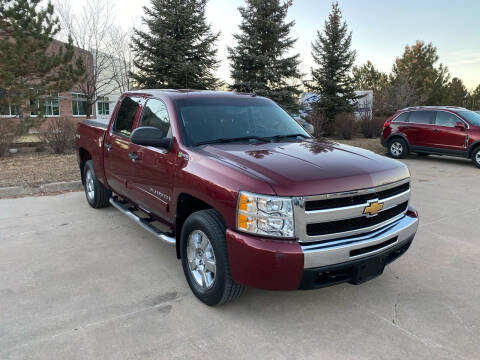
[384,116,393,128]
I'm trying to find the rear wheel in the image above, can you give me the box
[472,147,480,169]
[83,160,111,208]
[181,209,245,306]
[388,138,408,159]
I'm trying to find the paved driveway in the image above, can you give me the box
[1,155,479,359]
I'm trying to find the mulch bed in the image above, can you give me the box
[0,151,79,188]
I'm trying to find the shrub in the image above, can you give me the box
[307,109,328,138]
[0,119,20,157]
[334,112,356,140]
[360,115,387,138]
[40,117,77,154]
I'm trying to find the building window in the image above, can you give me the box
[72,93,88,116]
[0,103,18,117]
[97,96,110,116]
[30,95,60,116]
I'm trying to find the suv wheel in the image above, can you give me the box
[181,209,245,306]
[472,148,480,169]
[388,138,408,159]
[83,160,111,208]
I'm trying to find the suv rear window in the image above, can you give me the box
[408,111,434,124]
[393,112,409,122]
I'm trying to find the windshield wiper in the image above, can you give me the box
[267,133,310,141]
[195,136,272,146]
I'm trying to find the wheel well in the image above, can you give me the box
[79,148,92,185]
[174,193,213,259]
[468,142,480,158]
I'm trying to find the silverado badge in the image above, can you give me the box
[363,201,384,216]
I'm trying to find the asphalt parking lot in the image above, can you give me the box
[1,155,479,360]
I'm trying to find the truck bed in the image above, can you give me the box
[82,119,108,130]
[76,119,108,185]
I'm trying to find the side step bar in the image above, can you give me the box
[109,197,176,245]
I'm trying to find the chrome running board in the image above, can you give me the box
[109,196,176,245]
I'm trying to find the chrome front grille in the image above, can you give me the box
[293,179,411,243]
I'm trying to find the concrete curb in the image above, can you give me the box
[0,181,83,199]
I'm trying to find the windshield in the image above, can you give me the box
[174,97,310,146]
[458,110,480,126]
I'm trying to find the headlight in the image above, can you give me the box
[236,191,294,238]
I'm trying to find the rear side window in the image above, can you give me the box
[139,99,171,138]
[393,112,409,122]
[408,111,434,124]
[435,111,459,127]
[113,96,142,137]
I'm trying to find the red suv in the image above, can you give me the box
[381,106,480,168]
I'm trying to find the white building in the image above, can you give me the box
[300,90,374,119]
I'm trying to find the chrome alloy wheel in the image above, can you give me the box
[476,151,480,165]
[187,230,216,289]
[85,169,95,202]
[390,142,403,157]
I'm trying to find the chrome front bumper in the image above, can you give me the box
[301,214,418,269]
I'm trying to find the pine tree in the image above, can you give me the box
[392,41,450,106]
[131,0,221,90]
[308,2,358,135]
[0,0,85,132]
[228,0,302,113]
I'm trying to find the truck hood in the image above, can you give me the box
[198,139,410,196]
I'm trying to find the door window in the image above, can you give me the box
[435,111,459,127]
[408,111,434,124]
[113,96,142,137]
[140,99,171,138]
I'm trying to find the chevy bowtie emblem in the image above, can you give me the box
[363,201,384,216]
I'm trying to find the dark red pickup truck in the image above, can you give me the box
[76,90,419,306]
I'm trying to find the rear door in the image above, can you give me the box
[125,98,176,219]
[104,96,143,196]
[405,110,435,146]
[431,111,468,152]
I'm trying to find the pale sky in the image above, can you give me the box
[57,0,480,90]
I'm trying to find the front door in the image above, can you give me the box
[124,98,176,220]
[104,96,143,196]
[430,111,468,152]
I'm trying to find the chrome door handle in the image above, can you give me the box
[105,143,112,150]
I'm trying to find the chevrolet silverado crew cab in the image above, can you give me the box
[76,90,419,306]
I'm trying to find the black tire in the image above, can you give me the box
[83,160,111,208]
[180,209,245,306]
[388,138,408,159]
[472,147,480,169]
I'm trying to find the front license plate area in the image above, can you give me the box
[351,257,386,284]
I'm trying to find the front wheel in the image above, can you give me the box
[181,209,245,306]
[388,138,408,159]
[472,148,480,169]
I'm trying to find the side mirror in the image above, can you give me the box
[131,127,172,149]
[455,122,466,130]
